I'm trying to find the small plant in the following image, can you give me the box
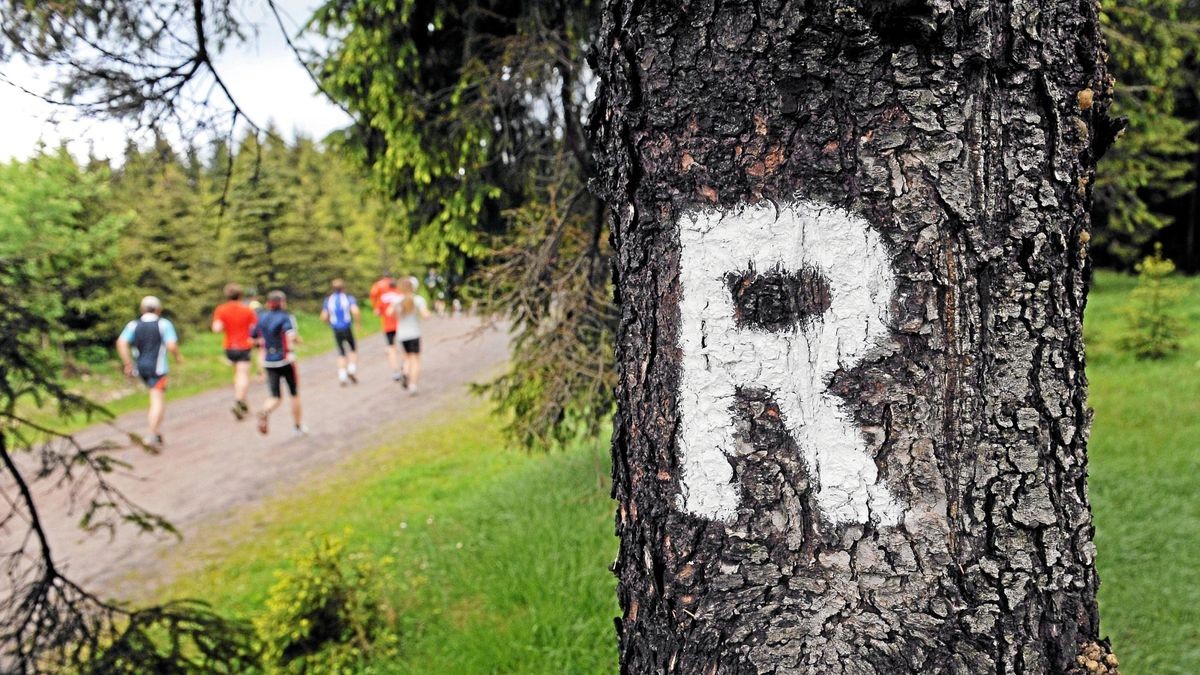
[254,535,400,674]
[1122,244,1187,360]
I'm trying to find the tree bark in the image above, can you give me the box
[594,1,1118,673]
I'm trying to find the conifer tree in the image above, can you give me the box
[111,136,216,329]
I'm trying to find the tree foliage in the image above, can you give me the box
[1122,243,1187,358]
[254,536,400,673]
[0,149,127,349]
[314,0,616,449]
[0,239,255,673]
[0,0,251,133]
[1096,0,1200,262]
[0,136,394,669]
[112,136,221,329]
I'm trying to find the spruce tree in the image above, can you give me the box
[111,136,216,330]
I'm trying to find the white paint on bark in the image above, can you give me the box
[676,200,902,526]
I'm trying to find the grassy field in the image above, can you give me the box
[1086,271,1200,673]
[34,311,380,434]
[151,403,618,673]
[140,270,1197,673]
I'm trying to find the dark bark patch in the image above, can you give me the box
[730,386,824,551]
[725,265,831,332]
[863,0,940,48]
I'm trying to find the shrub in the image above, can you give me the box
[254,535,400,674]
[69,601,259,674]
[1121,244,1187,360]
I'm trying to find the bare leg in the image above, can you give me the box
[257,394,281,435]
[387,345,400,376]
[405,353,421,390]
[234,361,251,402]
[261,396,282,416]
[291,396,303,427]
[148,388,166,437]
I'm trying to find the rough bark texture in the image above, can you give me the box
[593,0,1118,672]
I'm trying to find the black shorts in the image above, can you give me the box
[225,348,252,363]
[401,338,420,354]
[385,331,397,346]
[333,328,356,356]
[266,363,298,398]
[140,373,168,391]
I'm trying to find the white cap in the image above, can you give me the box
[409,275,420,289]
[140,295,162,313]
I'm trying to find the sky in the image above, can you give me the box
[0,1,351,162]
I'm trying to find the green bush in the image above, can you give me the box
[70,601,259,674]
[1121,244,1187,360]
[254,535,400,674]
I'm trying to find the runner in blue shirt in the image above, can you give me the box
[252,290,306,436]
[320,278,361,386]
[116,296,182,447]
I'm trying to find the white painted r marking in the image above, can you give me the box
[676,200,901,527]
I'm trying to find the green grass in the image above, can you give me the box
[32,311,379,434]
[1086,271,1200,673]
[152,403,618,674]
[137,270,1196,673]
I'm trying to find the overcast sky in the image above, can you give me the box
[0,1,350,162]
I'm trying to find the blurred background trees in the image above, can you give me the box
[2,0,1196,447]
[0,130,395,347]
[312,0,614,449]
[1095,0,1200,268]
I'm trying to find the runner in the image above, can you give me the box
[425,268,447,314]
[211,283,258,419]
[320,278,361,386]
[115,296,182,447]
[246,289,264,314]
[252,290,306,436]
[369,272,393,318]
[245,289,266,381]
[386,277,432,394]
[379,279,404,382]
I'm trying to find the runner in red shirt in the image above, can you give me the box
[369,273,393,318]
[212,283,259,420]
[379,279,405,382]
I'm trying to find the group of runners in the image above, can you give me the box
[115,273,430,447]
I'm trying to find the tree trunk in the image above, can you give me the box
[594,1,1118,673]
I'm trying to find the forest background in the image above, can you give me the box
[2,0,1198,446]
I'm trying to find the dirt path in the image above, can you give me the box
[27,316,507,597]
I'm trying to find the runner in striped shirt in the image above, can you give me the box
[320,278,361,386]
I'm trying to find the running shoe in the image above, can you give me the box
[232,400,249,421]
[257,413,269,435]
[400,372,409,389]
[392,372,403,382]
[294,424,309,436]
[150,434,165,448]
[348,371,358,384]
